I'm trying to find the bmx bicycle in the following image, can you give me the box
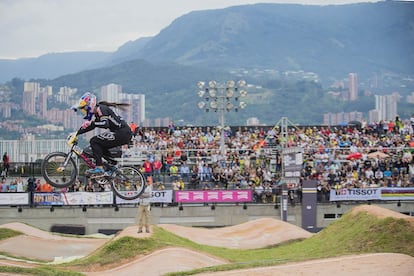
[41,132,146,200]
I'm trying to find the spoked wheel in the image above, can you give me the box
[111,166,146,200]
[41,152,77,188]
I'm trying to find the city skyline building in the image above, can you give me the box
[349,73,358,101]
[374,94,398,121]
[0,134,67,163]
[100,83,146,125]
[323,111,363,125]
[100,83,122,102]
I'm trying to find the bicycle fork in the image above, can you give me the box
[57,151,76,173]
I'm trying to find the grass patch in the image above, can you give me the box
[0,228,22,240]
[0,266,83,276]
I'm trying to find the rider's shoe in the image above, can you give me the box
[103,166,117,176]
[86,167,105,175]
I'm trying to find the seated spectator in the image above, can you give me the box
[189,171,200,190]
[176,178,185,190]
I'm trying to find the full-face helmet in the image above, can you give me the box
[73,92,96,120]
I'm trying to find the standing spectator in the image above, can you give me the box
[165,153,174,175]
[143,158,153,180]
[137,181,152,233]
[179,162,190,182]
[8,180,17,192]
[169,163,179,182]
[35,179,41,192]
[16,177,24,192]
[27,177,36,207]
[152,156,163,182]
[1,178,8,192]
[2,152,9,177]
[129,121,138,137]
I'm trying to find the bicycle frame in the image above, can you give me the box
[60,142,96,174]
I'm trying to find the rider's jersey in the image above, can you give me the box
[78,104,129,134]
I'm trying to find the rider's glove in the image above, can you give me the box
[81,120,92,129]
[67,132,78,145]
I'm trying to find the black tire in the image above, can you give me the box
[41,152,77,188]
[111,166,146,200]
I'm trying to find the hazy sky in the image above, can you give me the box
[0,0,379,59]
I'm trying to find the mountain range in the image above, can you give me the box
[1,1,414,126]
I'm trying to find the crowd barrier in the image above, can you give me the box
[0,188,413,207]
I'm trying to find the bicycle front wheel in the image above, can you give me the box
[111,166,146,200]
[41,152,77,188]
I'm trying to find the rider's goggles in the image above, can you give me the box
[78,99,88,115]
[79,107,87,116]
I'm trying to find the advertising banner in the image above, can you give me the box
[329,188,382,201]
[0,193,29,205]
[329,188,414,201]
[34,192,113,205]
[380,188,414,200]
[175,189,252,203]
[116,190,173,204]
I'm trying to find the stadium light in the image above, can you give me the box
[197,80,247,155]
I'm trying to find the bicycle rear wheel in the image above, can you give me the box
[41,152,77,188]
[111,166,146,200]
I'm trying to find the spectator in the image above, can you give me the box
[169,163,179,182]
[176,178,185,190]
[143,158,153,180]
[152,156,163,182]
[1,178,9,192]
[8,180,17,192]
[129,121,138,137]
[2,152,9,177]
[16,177,24,192]
[137,180,152,233]
[27,177,36,207]
[179,162,190,182]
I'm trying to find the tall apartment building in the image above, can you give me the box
[37,90,48,119]
[368,109,380,124]
[100,84,145,125]
[121,93,145,124]
[22,82,40,115]
[0,134,68,162]
[323,111,363,125]
[348,73,358,101]
[0,103,12,118]
[374,94,398,121]
[22,82,50,118]
[153,117,172,127]
[57,86,78,105]
[101,83,122,102]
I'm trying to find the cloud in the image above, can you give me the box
[0,0,377,59]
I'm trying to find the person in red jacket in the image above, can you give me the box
[152,156,163,182]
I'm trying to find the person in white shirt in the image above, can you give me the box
[137,181,153,233]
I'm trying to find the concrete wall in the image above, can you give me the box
[0,202,412,235]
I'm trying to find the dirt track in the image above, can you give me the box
[0,205,413,276]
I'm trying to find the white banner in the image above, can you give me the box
[0,193,29,205]
[330,188,382,201]
[62,192,113,205]
[116,190,173,204]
